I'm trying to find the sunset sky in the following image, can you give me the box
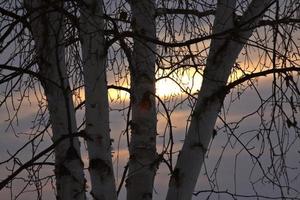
[0,71,299,199]
[1,0,300,199]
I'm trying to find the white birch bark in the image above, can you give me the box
[126,0,157,199]
[166,0,273,199]
[24,0,86,199]
[79,0,117,199]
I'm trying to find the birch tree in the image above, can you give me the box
[23,0,86,199]
[166,0,274,199]
[0,0,300,200]
[79,0,117,199]
[126,0,157,199]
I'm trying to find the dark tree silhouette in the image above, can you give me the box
[0,0,299,199]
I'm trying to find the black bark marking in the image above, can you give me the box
[66,146,81,161]
[90,191,105,200]
[191,142,207,152]
[91,103,96,108]
[139,92,152,111]
[170,167,181,188]
[212,129,217,138]
[125,177,131,187]
[142,192,152,199]
[192,86,228,119]
[55,147,84,177]
[89,159,112,181]
[149,152,160,170]
[119,10,128,20]
[55,164,71,177]
[129,120,140,135]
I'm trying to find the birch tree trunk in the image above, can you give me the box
[24,1,86,199]
[126,0,157,199]
[79,0,117,199]
[166,0,273,199]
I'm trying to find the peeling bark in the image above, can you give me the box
[24,0,86,199]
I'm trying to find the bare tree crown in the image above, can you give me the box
[0,0,299,199]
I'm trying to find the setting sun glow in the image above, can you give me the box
[156,69,203,97]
